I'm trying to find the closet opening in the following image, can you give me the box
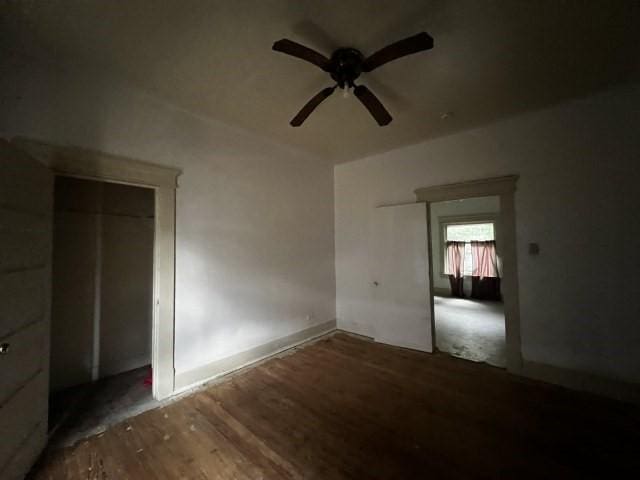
[48,176,158,446]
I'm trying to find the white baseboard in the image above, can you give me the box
[520,360,640,405]
[171,319,639,406]
[173,320,336,394]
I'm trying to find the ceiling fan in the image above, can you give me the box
[272,32,434,127]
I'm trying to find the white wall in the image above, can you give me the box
[51,177,154,390]
[1,59,336,381]
[430,196,500,292]
[99,193,155,378]
[335,84,640,384]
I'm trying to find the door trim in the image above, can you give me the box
[414,175,522,373]
[12,138,181,400]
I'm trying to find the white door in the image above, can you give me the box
[0,140,52,479]
[370,203,433,352]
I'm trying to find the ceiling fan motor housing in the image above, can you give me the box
[329,48,364,89]
[272,32,433,126]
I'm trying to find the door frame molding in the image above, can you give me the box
[414,175,522,373]
[12,138,181,400]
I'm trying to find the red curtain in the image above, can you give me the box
[446,241,466,297]
[470,240,501,300]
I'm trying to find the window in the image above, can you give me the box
[442,221,495,276]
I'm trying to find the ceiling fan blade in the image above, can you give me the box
[362,32,434,72]
[272,39,331,71]
[290,86,336,126]
[353,85,392,126]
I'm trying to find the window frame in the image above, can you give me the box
[439,214,498,278]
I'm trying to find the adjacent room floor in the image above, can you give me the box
[434,295,506,367]
[31,333,640,479]
[48,366,159,448]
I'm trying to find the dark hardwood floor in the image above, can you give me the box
[30,333,640,479]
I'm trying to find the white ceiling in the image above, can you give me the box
[2,0,639,162]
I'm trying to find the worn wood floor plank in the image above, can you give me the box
[29,333,640,479]
[192,392,302,480]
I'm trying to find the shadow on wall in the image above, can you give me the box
[50,176,155,391]
[1,53,337,387]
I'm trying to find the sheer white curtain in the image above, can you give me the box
[446,241,466,297]
[470,240,501,300]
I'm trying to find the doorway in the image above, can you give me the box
[14,138,180,403]
[429,196,506,367]
[414,176,522,373]
[48,176,159,446]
